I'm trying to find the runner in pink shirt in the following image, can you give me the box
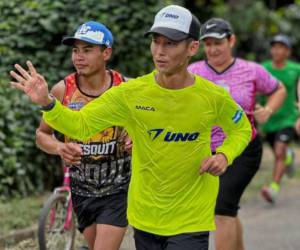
[188,18,286,250]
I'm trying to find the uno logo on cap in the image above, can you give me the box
[161,12,179,19]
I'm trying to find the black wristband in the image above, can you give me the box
[40,94,56,111]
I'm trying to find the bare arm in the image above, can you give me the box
[36,120,63,155]
[35,80,65,154]
[35,80,82,165]
[254,82,286,124]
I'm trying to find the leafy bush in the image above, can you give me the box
[188,1,300,63]
[210,1,300,62]
[0,0,177,82]
[0,0,177,198]
[0,85,61,199]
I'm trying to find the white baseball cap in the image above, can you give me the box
[145,5,201,41]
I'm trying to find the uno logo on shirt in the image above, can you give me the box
[148,128,199,142]
[232,109,243,123]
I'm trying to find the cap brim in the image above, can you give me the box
[61,36,108,46]
[145,27,189,41]
[270,40,291,48]
[200,32,228,40]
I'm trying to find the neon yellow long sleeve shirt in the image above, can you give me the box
[43,71,251,235]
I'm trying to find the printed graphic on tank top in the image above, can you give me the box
[63,71,131,197]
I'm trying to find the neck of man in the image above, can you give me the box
[156,68,195,90]
[78,67,110,96]
[272,59,287,69]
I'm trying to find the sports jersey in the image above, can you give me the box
[188,58,278,152]
[43,71,251,235]
[260,60,300,132]
[62,70,131,197]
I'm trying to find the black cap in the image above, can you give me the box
[200,18,233,40]
[270,34,292,49]
[145,5,201,41]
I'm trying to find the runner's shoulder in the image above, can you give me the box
[113,71,153,90]
[194,74,229,98]
[236,58,261,70]
[51,79,66,102]
[286,60,300,71]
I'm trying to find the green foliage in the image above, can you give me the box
[0,0,175,83]
[0,83,61,199]
[0,0,177,198]
[206,1,300,62]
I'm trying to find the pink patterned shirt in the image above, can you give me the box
[188,58,278,152]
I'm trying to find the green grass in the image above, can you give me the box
[0,193,49,236]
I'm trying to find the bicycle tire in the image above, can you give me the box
[38,193,76,250]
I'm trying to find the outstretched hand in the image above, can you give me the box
[10,61,52,106]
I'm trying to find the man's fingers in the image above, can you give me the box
[64,143,82,155]
[14,64,31,80]
[200,158,211,174]
[69,143,82,154]
[255,103,262,109]
[10,81,26,91]
[63,155,81,165]
[27,61,37,78]
[61,150,81,161]
[62,147,82,157]
[209,167,225,176]
[125,141,133,151]
[200,154,228,176]
[10,70,26,84]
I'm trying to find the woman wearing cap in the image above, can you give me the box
[188,18,286,250]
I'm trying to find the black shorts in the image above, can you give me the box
[133,228,209,250]
[71,192,128,233]
[215,135,262,217]
[265,127,297,148]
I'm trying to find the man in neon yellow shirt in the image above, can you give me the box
[10,5,251,250]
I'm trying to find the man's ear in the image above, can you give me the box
[102,47,112,61]
[189,40,200,57]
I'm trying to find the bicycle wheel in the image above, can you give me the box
[38,193,76,250]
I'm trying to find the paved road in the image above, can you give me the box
[120,179,300,250]
[239,179,300,250]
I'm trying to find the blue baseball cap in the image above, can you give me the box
[62,21,113,48]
